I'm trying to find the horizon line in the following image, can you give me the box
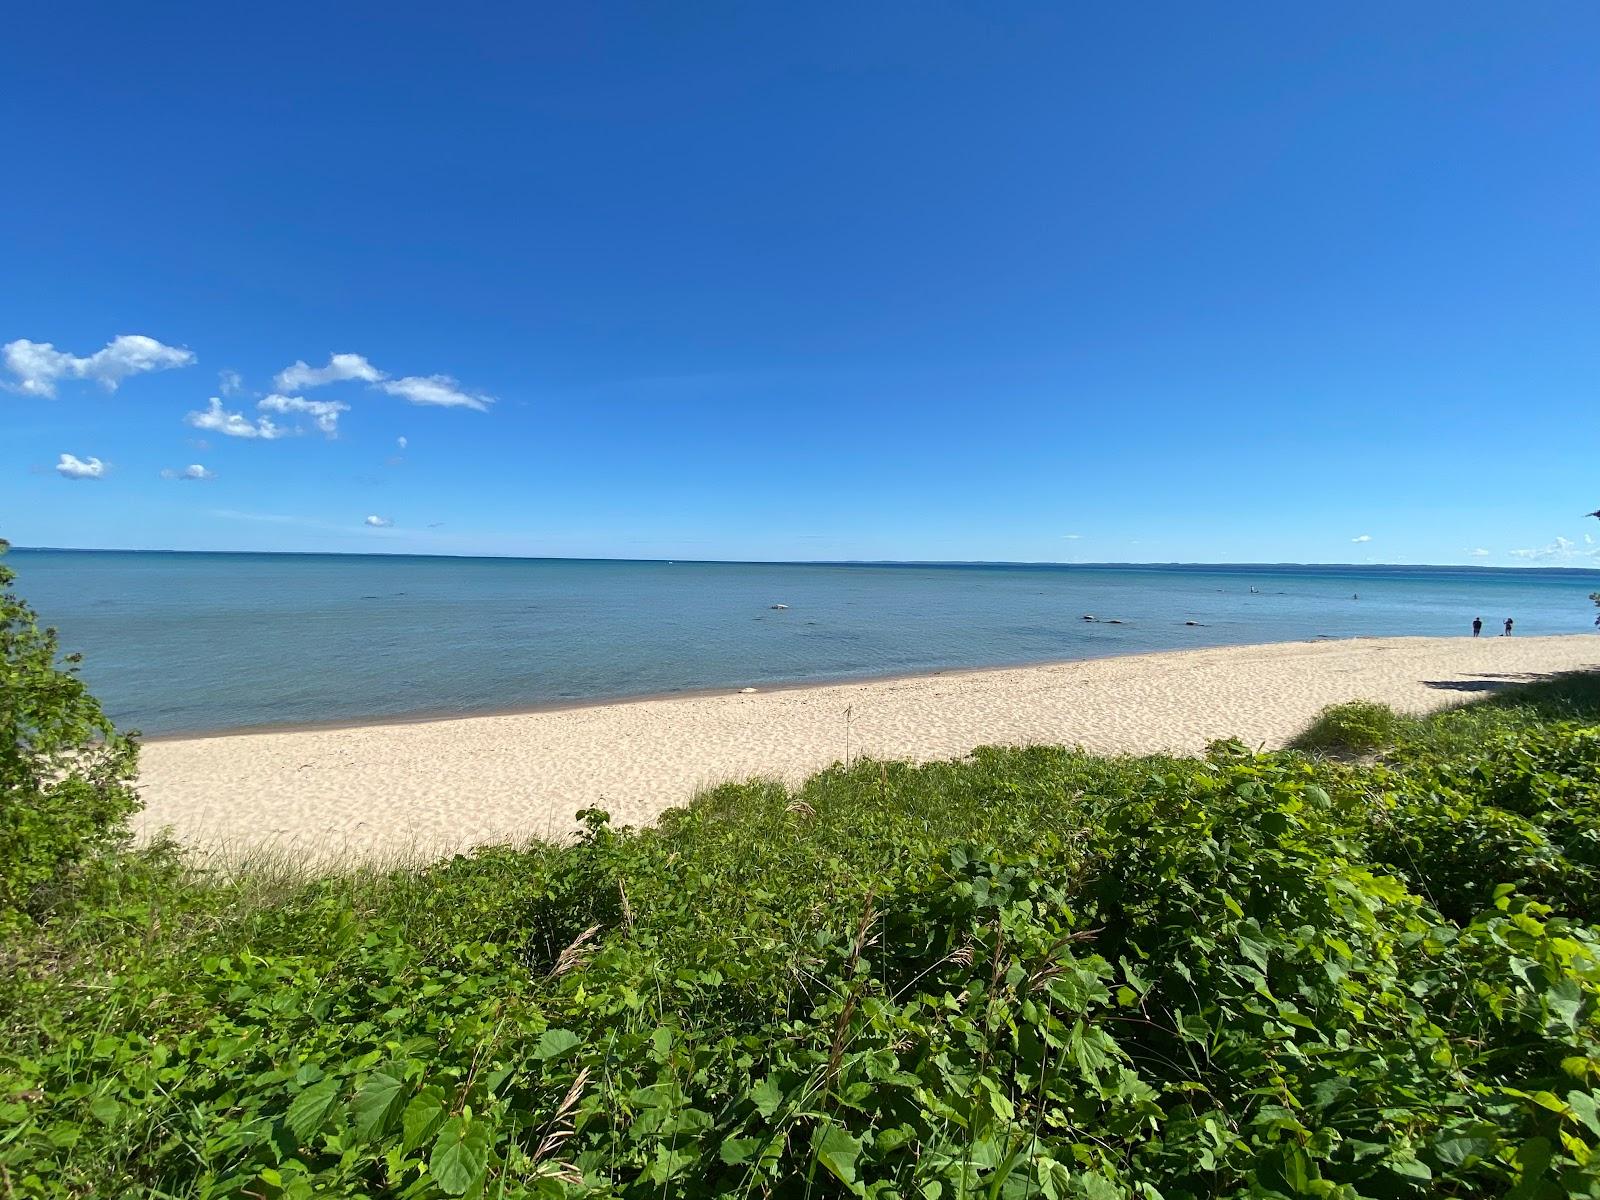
[8,545,1600,573]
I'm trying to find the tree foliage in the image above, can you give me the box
[0,540,142,930]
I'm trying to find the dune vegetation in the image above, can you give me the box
[4,549,1600,1199]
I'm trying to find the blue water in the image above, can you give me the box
[9,549,1600,735]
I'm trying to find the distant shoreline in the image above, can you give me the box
[135,634,1600,862]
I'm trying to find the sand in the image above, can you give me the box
[135,635,1600,862]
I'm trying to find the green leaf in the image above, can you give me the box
[1506,1137,1553,1200]
[430,1115,491,1195]
[751,1076,784,1119]
[1568,1090,1600,1138]
[720,1136,762,1165]
[285,1077,341,1145]
[812,1122,862,1187]
[1545,980,1584,1032]
[87,1096,121,1125]
[646,1144,696,1182]
[1072,1172,1122,1200]
[650,1026,674,1060]
[1434,1135,1494,1168]
[535,1028,582,1061]
[1310,1076,1353,1111]
[353,1071,408,1142]
[402,1087,447,1154]
[1278,1143,1311,1193]
[1237,933,1270,972]
[1386,1155,1432,1181]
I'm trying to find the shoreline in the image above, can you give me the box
[141,634,1368,742]
[135,634,1600,862]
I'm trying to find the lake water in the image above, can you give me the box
[9,549,1599,735]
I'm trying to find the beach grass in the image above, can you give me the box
[1293,669,1600,758]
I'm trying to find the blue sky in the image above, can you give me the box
[3,3,1597,564]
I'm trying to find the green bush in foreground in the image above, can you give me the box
[0,544,141,934]
[2,546,1599,1199]
[1291,699,1403,755]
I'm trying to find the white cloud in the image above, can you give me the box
[1508,536,1597,562]
[1351,534,1372,543]
[258,393,348,436]
[1062,533,1082,540]
[186,397,292,439]
[271,354,491,412]
[380,374,492,411]
[218,369,243,396]
[56,453,107,479]
[161,463,214,481]
[275,353,384,391]
[396,435,408,450]
[364,514,393,527]
[1468,547,1490,557]
[5,334,194,397]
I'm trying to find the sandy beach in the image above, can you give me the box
[135,635,1599,861]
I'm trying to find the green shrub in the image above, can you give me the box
[0,542,141,931]
[1292,698,1403,753]
[1370,721,1600,923]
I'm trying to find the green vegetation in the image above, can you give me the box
[1289,700,1404,755]
[0,546,142,934]
[4,554,1600,1198]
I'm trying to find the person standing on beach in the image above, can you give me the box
[1504,617,1514,636]
[1472,617,1482,637]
